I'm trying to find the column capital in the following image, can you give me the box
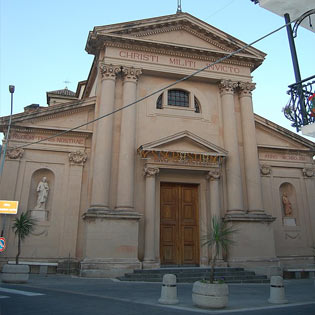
[260,164,272,176]
[207,169,221,181]
[122,66,142,82]
[143,166,159,178]
[99,63,121,80]
[69,150,88,165]
[238,82,256,97]
[218,80,238,95]
[302,168,314,178]
[6,147,24,159]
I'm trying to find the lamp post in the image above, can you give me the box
[0,85,15,237]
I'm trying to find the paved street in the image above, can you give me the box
[0,275,314,314]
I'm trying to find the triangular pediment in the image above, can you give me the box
[87,13,265,64]
[0,98,95,135]
[132,28,225,52]
[255,115,315,150]
[139,130,227,156]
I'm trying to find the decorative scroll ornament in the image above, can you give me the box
[99,63,121,79]
[207,169,221,181]
[238,82,256,96]
[260,165,272,176]
[302,168,314,178]
[143,166,159,177]
[6,147,24,159]
[122,66,142,82]
[218,80,238,94]
[69,151,88,165]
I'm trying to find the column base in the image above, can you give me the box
[142,260,160,269]
[224,213,276,223]
[225,209,246,215]
[82,209,142,278]
[80,258,141,278]
[87,205,110,213]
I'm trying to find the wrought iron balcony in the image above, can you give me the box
[283,75,315,131]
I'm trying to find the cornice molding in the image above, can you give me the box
[9,126,91,138]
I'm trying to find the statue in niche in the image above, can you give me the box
[282,192,293,217]
[34,177,49,210]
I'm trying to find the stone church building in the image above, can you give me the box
[1,12,314,277]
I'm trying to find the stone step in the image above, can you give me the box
[132,267,246,274]
[117,267,269,283]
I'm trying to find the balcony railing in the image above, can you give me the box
[283,75,315,131]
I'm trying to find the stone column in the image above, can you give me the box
[90,64,120,210]
[207,169,223,261]
[143,166,159,267]
[116,67,142,210]
[219,80,244,214]
[208,169,221,219]
[239,82,264,213]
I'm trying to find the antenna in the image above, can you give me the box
[177,0,182,13]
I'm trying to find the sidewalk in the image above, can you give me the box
[11,274,315,314]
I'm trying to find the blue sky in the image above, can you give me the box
[0,0,314,140]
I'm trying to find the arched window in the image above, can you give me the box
[168,89,189,107]
[156,93,163,109]
[194,96,201,113]
[156,89,201,113]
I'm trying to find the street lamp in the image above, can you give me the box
[0,85,15,237]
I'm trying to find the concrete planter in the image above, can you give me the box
[1,264,30,284]
[192,280,229,309]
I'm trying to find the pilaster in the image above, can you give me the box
[143,166,160,268]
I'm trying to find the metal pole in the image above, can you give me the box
[284,13,307,126]
[0,85,15,237]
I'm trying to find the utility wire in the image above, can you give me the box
[6,17,299,151]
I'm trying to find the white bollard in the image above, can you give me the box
[268,276,288,304]
[158,274,179,305]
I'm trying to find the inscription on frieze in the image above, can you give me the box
[138,148,221,166]
[259,152,308,162]
[108,48,247,75]
[11,133,85,145]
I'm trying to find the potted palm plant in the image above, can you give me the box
[1,211,36,283]
[192,216,237,309]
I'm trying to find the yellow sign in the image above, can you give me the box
[0,200,19,214]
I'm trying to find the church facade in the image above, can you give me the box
[0,12,314,277]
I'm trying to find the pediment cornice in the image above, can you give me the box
[87,13,265,69]
[139,130,228,156]
[254,114,315,150]
[0,97,95,127]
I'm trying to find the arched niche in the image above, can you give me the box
[28,168,55,221]
[279,182,297,226]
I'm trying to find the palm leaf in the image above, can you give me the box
[201,216,238,283]
[12,211,36,239]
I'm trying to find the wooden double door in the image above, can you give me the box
[160,183,200,266]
